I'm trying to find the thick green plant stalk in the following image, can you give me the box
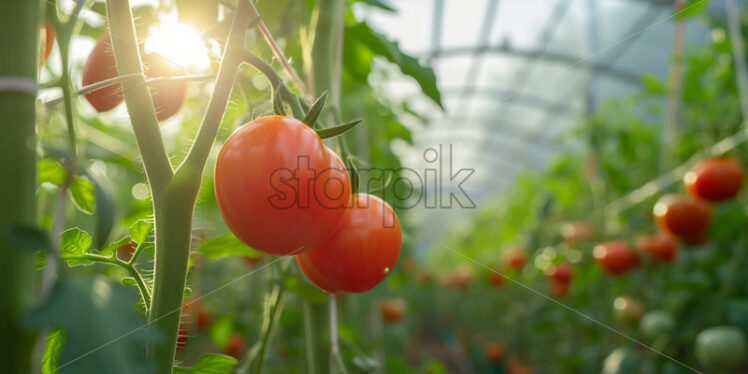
[0,1,40,373]
[306,0,341,95]
[105,0,252,372]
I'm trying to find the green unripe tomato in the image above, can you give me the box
[695,326,747,370]
[639,310,675,339]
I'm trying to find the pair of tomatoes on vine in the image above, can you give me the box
[214,114,402,294]
[653,156,744,244]
[82,33,188,121]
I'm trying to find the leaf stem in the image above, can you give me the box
[63,254,152,309]
[245,280,286,374]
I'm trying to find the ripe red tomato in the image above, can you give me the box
[82,34,187,120]
[82,34,122,112]
[224,333,245,358]
[545,262,573,284]
[613,296,646,326]
[296,193,401,293]
[653,194,711,239]
[506,248,527,270]
[215,116,351,256]
[561,221,597,243]
[489,272,505,288]
[379,298,407,324]
[484,341,505,363]
[636,233,678,262]
[116,241,137,262]
[593,241,639,275]
[685,157,745,202]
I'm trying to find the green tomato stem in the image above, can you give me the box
[246,279,286,374]
[64,254,152,310]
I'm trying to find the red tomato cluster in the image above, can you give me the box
[82,34,188,121]
[215,116,401,294]
[649,156,744,246]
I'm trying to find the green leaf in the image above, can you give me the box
[70,176,96,215]
[42,327,66,374]
[121,277,137,286]
[197,232,262,260]
[302,91,328,127]
[60,228,92,258]
[60,228,94,267]
[35,251,47,270]
[346,22,442,108]
[174,353,238,374]
[1,224,49,252]
[128,220,154,245]
[641,74,666,95]
[209,316,234,349]
[27,275,158,374]
[38,158,67,186]
[316,120,363,139]
[676,0,709,19]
